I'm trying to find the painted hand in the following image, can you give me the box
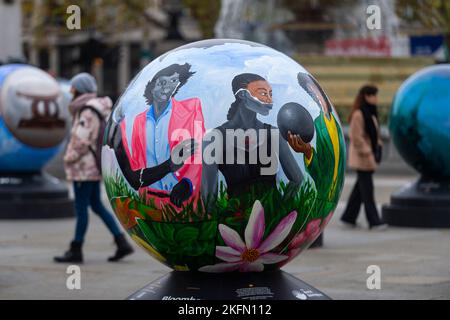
[287,131,312,159]
[170,178,192,208]
[170,139,198,172]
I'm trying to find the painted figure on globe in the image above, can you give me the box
[111,63,205,209]
[101,39,346,272]
[201,73,304,206]
[292,73,346,220]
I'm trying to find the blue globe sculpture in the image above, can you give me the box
[389,64,450,179]
[0,64,70,172]
[0,64,73,219]
[383,64,450,228]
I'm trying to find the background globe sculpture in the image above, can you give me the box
[102,39,346,299]
[0,64,73,219]
[382,64,450,227]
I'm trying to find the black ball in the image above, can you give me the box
[277,102,315,143]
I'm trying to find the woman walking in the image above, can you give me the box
[340,85,386,230]
[54,73,133,263]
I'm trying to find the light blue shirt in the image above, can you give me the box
[145,100,179,191]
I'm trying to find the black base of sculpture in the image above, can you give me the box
[128,270,330,300]
[0,172,74,219]
[382,176,450,228]
[309,233,323,248]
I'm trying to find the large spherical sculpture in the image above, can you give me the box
[0,64,72,219]
[102,39,346,273]
[389,65,450,178]
[0,64,70,172]
[383,64,450,227]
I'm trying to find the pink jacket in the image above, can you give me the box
[64,94,112,181]
[120,97,205,208]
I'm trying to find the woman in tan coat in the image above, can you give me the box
[341,85,386,229]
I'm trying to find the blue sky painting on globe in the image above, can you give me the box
[115,41,340,183]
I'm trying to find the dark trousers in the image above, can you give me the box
[73,181,121,243]
[341,170,383,227]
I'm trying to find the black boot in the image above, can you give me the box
[108,234,134,262]
[54,241,83,263]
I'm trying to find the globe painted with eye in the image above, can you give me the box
[0,64,70,172]
[102,39,346,272]
[389,65,450,179]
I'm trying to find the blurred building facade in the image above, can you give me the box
[325,0,409,57]
[21,0,202,100]
[0,0,23,63]
[11,0,446,101]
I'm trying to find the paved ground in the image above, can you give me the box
[1,173,449,300]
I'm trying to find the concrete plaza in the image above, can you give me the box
[1,173,449,300]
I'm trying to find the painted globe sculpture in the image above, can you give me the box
[102,39,346,272]
[0,64,70,172]
[389,64,450,179]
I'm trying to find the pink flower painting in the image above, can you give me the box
[199,200,297,272]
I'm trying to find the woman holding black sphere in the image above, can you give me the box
[341,85,386,230]
[201,73,306,204]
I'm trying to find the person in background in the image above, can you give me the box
[54,73,134,263]
[340,85,387,230]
